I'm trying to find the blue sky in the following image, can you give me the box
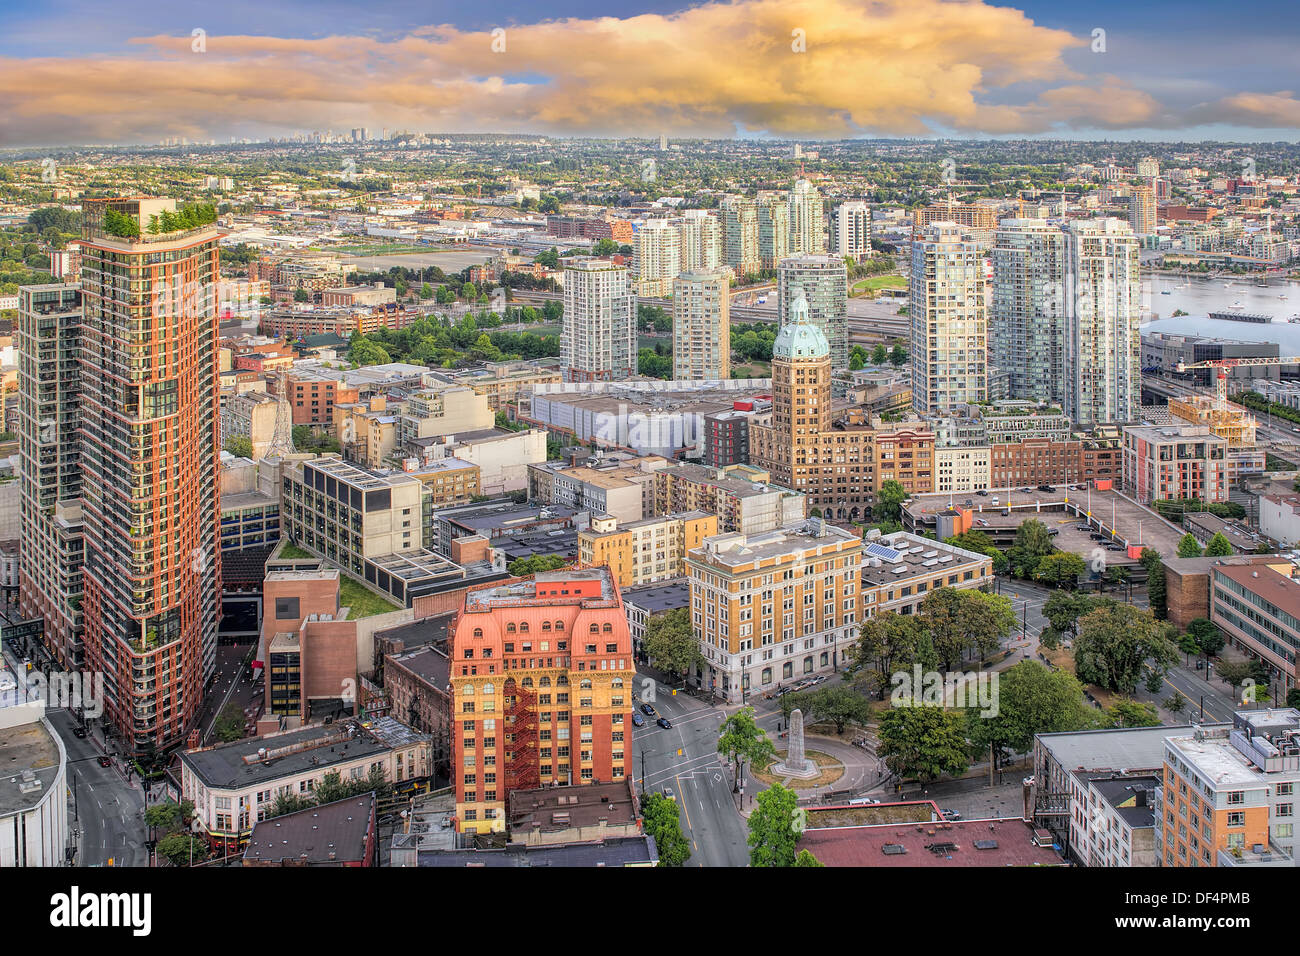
[0,0,1296,145]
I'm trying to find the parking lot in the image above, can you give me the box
[908,485,1184,563]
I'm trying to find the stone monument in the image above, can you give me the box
[772,707,817,779]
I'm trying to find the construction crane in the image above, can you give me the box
[1174,356,1300,411]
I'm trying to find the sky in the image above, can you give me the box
[0,0,1297,146]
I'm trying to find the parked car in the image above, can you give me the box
[656,717,672,729]
[631,712,645,727]
[1090,533,1106,542]
[641,703,657,717]
[662,786,677,802]
[847,797,881,806]
[1020,487,1033,493]
[97,755,111,768]
[1037,484,1054,492]
[975,490,988,497]
[1047,528,1059,536]
[1106,544,1124,552]
[73,726,88,739]
[0,671,15,693]
[940,808,961,821]
[1076,525,1092,532]
[976,518,989,527]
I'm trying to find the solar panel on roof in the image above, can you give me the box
[973,840,999,850]
[881,844,907,855]
[866,542,903,562]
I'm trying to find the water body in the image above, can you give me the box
[1141,273,1300,347]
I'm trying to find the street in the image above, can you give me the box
[46,708,150,867]
[631,672,749,868]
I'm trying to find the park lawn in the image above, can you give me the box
[339,576,401,618]
[850,274,907,296]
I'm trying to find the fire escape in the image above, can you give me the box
[504,679,540,793]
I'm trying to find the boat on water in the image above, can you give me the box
[1230,301,1245,309]
[1160,290,1171,295]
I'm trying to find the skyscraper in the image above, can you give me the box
[672,268,731,381]
[631,219,681,297]
[678,210,721,272]
[561,257,634,382]
[1065,218,1141,425]
[77,198,223,754]
[789,178,825,254]
[1128,184,1156,236]
[910,222,987,416]
[18,284,85,670]
[757,194,790,271]
[720,195,759,278]
[991,217,1141,426]
[831,201,872,261]
[992,218,1066,405]
[777,255,849,377]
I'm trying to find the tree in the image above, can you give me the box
[1177,533,1203,558]
[1007,519,1055,578]
[145,799,188,833]
[643,608,703,681]
[945,531,1007,574]
[156,832,209,867]
[1286,688,1300,709]
[641,793,691,866]
[1043,592,1110,643]
[920,588,1016,668]
[419,282,434,299]
[1106,699,1161,728]
[1213,660,1257,700]
[1164,693,1187,714]
[874,479,908,522]
[877,705,970,783]
[1204,532,1234,557]
[214,703,245,742]
[224,435,253,458]
[794,848,825,867]
[1033,551,1086,589]
[293,288,310,303]
[888,344,907,367]
[851,611,938,699]
[267,791,315,819]
[1187,618,1224,659]
[871,344,888,365]
[1073,604,1179,694]
[1140,548,1167,619]
[349,337,392,367]
[967,661,1092,760]
[717,707,775,793]
[803,684,871,734]
[747,783,801,867]
[507,554,568,577]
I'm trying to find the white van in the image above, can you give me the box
[991,497,1000,506]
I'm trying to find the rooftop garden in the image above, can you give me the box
[339,575,401,619]
[146,203,218,235]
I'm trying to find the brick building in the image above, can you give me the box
[449,568,635,834]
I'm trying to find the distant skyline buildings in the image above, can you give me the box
[777,255,849,379]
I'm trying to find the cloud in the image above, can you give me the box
[0,0,1251,145]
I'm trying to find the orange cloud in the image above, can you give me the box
[0,0,1173,145]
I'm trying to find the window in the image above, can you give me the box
[275,597,300,619]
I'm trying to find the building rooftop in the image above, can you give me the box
[622,578,691,614]
[659,462,800,499]
[507,780,638,834]
[181,719,394,790]
[387,644,451,690]
[0,716,63,818]
[692,518,859,570]
[858,532,990,588]
[464,567,617,611]
[1078,773,1160,829]
[1037,723,1217,773]
[798,815,1063,867]
[1214,563,1300,620]
[242,793,375,865]
[416,835,657,867]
